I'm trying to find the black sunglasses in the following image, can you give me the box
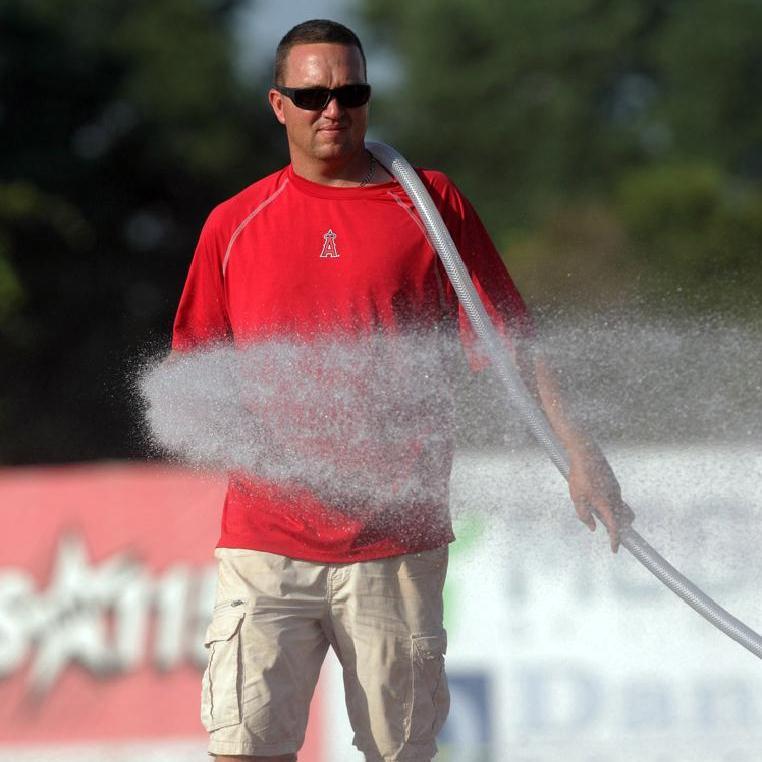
[275,83,371,111]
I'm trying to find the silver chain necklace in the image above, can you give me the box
[359,152,376,187]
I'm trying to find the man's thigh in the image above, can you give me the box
[331,545,450,762]
[202,549,330,758]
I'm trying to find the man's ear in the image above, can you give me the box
[268,89,286,125]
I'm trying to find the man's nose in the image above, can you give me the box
[322,95,344,117]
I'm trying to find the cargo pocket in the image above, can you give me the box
[200,611,245,732]
[404,630,450,743]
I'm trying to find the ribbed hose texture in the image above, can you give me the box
[368,141,762,659]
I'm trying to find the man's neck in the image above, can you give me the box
[291,148,372,187]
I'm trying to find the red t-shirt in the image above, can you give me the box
[172,164,530,562]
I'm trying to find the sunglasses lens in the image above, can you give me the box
[293,88,331,110]
[335,84,371,108]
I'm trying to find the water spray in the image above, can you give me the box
[367,141,762,659]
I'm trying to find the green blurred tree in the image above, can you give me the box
[0,0,287,463]
[362,0,762,313]
[616,162,762,306]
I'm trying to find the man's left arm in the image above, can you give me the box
[516,343,635,553]
[437,174,634,552]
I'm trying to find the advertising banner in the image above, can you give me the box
[1,446,761,761]
[0,464,321,759]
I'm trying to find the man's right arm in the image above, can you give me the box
[171,213,232,353]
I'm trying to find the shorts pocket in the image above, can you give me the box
[404,630,450,743]
[201,611,245,732]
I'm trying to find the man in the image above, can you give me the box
[172,19,632,762]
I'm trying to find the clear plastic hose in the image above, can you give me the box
[368,140,762,659]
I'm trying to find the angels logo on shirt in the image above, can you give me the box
[320,229,340,258]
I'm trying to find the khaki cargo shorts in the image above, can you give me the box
[201,546,450,761]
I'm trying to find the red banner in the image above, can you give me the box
[0,463,322,756]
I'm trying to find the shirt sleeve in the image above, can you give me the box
[171,213,232,352]
[423,172,533,367]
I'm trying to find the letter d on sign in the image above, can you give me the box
[518,665,601,732]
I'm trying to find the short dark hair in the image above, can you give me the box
[273,19,367,85]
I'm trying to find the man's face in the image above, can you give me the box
[269,43,369,167]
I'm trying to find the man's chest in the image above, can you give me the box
[222,195,446,337]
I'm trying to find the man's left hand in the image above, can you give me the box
[567,451,635,553]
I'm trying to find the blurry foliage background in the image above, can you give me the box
[1,0,760,463]
[364,0,762,312]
